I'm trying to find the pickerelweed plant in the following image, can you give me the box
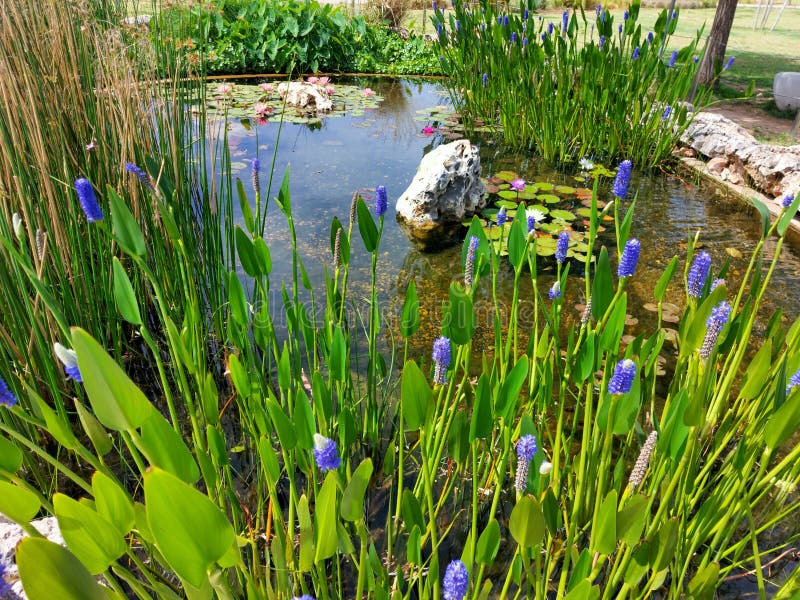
[2,129,800,600]
[432,2,714,167]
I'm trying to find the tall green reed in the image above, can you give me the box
[433,1,711,167]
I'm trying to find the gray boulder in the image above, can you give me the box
[396,139,486,250]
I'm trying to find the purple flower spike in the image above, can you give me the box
[618,238,640,278]
[669,50,678,68]
[623,9,629,20]
[608,359,636,395]
[510,31,517,43]
[687,251,711,298]
[699,301,732,359]
[646,31,653,43]
[711,278,725,291]
[313,434,341,471]
[549,281,561,299]
[612,159,633,199]
[662,105,672,120]
[375,185,388,217]
[482,73,488,88]
[562,10,568,32]
[54,342,82,383]
[443,559,469,600]
[724,56,735,71]
[465,235,479,288]
[0,375,17,408]
[548,22,554,35]
[599,35,605,49]
[433,336,451,385]
[496,206,507,226]
[125,162,150,186]
[556,230,569,264]
[252,158,261,196]
[523,8,528,19]
[74,178,104,223]
[516,435,537,461]
[781,193,795,208]
[786,368,800,395]
[632,46,640,60]
[294,595,315,600]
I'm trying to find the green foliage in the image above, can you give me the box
[156,0,369,74]
[354,27,442,74]
[433,1,712,166]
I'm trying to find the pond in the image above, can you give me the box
[215,76,800,364]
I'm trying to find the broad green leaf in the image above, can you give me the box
[617,494,648,546]
[407,526,422,565]
[401,360,431,431]
[329,217,350,265]
[276,165,291,214]
[112,258,142,325]
[624,541,653,587]
[443,282,475,344]
[687,561,720,600]
[599,292,627,353]
[227,353,251,398]
[293,392,315,450]
[235,227,260,277]
[356,198,378,253]
[329,326,346,382]
[651,518,679,571]
[654,256,678,302]
[27,389,78,449]
[750,196,771,238]
[506,205,527,270]
[92,471,134,536]
[564,580,600,600]
[314,471,339,562]
[341,459,373,522]
[298,495,314,572]
[54,493,126,574]
[0,434,22,473]
[509,495,545,548]
[16,538,107,600]
[108,186,146,257]
[401,490,425,533]
[446,411,470,464]
[228,271,248,326]
[400,280,420,338]
[739,340,772,400]
[469,374,493,441]
[765,388,800,451]
[475,519,500,565]
[71,327,152,431]
[591,490,618,555]
[145,468,235,587]
[592,247,614,320]
[0,481,40,524]
[253,238,272,274]
[265,396,297,450]
[495,356,529,420]
[138,411,200,484]
[236,178,255,233]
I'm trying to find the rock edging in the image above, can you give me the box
[680,111,800,202]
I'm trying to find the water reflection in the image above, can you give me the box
[222,77,800,358]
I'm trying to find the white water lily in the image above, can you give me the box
[539,461,553,475]
[579,157,594,171]
[526,208,545,224]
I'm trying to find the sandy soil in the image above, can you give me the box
[705,100,799,145]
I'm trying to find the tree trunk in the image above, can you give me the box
[694,0,739,90]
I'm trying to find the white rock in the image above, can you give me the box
[395,140,486,248]
[276,82,333,112]
[1,515,64,599]
[681,111,800,197]
[774,72,800,112]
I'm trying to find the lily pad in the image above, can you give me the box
[538,194,561,204]
[496,200,519,209]
[534,182,554,191]
[555,185,576,194]
[549,210,577,221]
[495,171,519,182]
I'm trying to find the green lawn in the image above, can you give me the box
[404,6,800,90]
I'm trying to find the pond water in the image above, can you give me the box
[217,76,800,363]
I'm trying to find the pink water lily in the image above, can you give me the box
[423,125,435,135]
[307,76,319,84]
[318,76,330,85]
[510,178,526,191]
[216,83,233,95]
[254,102,271,116]
[259,82,273,93]
[325,85,335,95]
[362,87,375,98]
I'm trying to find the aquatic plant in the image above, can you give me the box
[433,3,713,165]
